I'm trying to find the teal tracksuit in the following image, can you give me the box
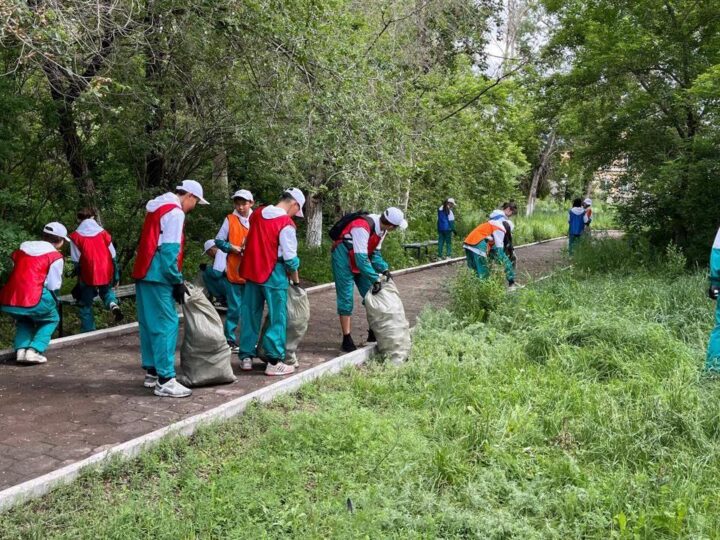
[202,265,227,303]
[214,239,244,345]
[464,240,515,283]
[1,289,60,353]
[332,243,388,316]
[706,231,720,371]
[240,257,300,362]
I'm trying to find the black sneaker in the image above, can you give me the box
[110,303,124,322]
[341,334,357,352]
[366,329,377,343]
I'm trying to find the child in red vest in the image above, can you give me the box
[238,188,304,376]
[0,223,69,364]
[69,208,123,332]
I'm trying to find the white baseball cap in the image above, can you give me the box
[383,207,408,230]
[447,198,456,204]
[584,198,592,206]
[203,239,216,253]
[232,189,254,202]
[43,222,70,242]
[176,179,209,205]
[284,187,305,218]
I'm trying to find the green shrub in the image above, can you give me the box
[450,267,506,323]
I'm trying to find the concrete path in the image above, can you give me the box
[0,238,568,492]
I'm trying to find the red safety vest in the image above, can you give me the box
[0,250,63,308]
[464,221,504,252]
[131,203,185,280]
[240,207,295,285]
[225,213,250,284]
[69,230,114,286]
[332,218,382,274]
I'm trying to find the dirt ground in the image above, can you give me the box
[0,238,569,491]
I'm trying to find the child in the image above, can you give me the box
[69,208,122,332]
[463,210,515,286]
[583,198,593,229]
[0,223,68,364]
[568,198,588,254]
[437,198,456,259]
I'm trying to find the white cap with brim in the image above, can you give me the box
[384,207,408,231]
[176,179,209,205]
[584,198,592,206]
[203,239,215,253]
[232,189,254,202]
[285,187,305,218]
[447,198,456,205]
[43,222,70,242]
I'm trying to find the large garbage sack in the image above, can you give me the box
[364,279,411,365]
[177,283,236,387]
[258,284,310,364]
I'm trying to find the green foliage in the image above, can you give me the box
[450,267,506,323]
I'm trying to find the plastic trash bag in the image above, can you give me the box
[177,283,236,387]
[258,284,310,365]
[364,279,411,365]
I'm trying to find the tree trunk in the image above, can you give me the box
[212,146,229,191]
[305,194,323,248]
[526,130,556,216]
[56,100,96,205]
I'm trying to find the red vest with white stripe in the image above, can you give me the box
[131,204,185,280]
[239,207,295,284]
[70,230,114,286]
[0,250,63,307]
[333,218,382,274]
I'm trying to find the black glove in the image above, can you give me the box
[372,281,383,295]
[70,283,81,301]
[382,270,393,281]
[199,263,207,272]
[290,280,301,288]
[709,286,720,300]
[172,283,189,305]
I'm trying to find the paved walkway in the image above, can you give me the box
[0,239,568,491]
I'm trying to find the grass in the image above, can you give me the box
[1,237,717,538]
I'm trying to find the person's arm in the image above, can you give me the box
[107,241,119,285]
[158,209,185,284]
[710,229,720,286]
[45,258,64,293]
[279,225,300,283]
[214,217,239,253]
[350,226,380,282]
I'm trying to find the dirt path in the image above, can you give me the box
[0,238,569,491]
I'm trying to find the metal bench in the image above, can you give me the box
[402,240,439,259]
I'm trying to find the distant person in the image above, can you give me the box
[583,198,593,230]
[330,207,407,352]
[500,201,518,269]
[69,208,123,332]
[214,189,254,352]
[437,198,456,259]
[200,239,227,305]
[132,179,209,397]
[238,188,304,376]
[706,227,720,373]
[568,197,588,254]
[463,210,515,286]
[0,223,69,364]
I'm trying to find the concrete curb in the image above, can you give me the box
[0,343,377,512]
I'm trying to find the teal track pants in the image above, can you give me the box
[239,265,288,362]
[569,234,583,255]
[224,281,243,345]
[136,281,178,379]
[438,231,453,257]
[707,300,720,372]
[76,282,118,333]
[202,268,227,303]
[0,289,59,353]
[465,249,490,279]
[332,247,374,316]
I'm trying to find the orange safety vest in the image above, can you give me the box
[464,221,504,251]
[226,213,250,284]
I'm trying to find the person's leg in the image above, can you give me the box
[438,232,445,258]
[11,316,34,352]
[26,291,60,353]
[706,300,720,372]
[98,285,118,310]
[143,283,178,380]
[224,281,242,346]
[77,283,97,333]
[333,248,357,349]
[239,281,264,360]
[259,285,288,362]
[445,231,453,257]
[136,281,157,373]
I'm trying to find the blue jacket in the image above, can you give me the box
[437,209,455,232]
[568,208,587,236]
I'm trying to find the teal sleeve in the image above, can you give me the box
[370,251,389,273]
[214,239,234,254]
[284,256,300,272]
[158,243,184,284]
[492,247,515,282]
[354,253,379,282]
[710,248,720,285]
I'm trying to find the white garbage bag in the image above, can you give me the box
[258,284,310,364]
[364,279,411,365]
[178,284,236,387]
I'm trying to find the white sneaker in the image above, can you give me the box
[228,343,240,354]
[265,362,296,377]
[23,349,47,364]
[240,358,253,371]
[153,378,192,398]
[143,374,159,388]
[15,349,27,362]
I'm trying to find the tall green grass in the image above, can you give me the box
[1,237,716,538]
